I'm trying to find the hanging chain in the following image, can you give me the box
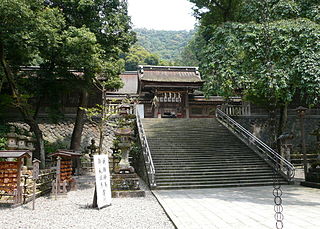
[273,165,284,229]
[260,0,285,228]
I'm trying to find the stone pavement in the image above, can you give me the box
[153,185,320,229]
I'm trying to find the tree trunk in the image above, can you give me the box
[268,107,277,148]
[25,118,45,168]
[0,42,46,168]
[70,89,89,151]
[276,104,288,153]
[98,86,106,155]
[98,125,104,155]
[0,73,5,94]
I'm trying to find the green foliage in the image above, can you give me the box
[0,125,8,150]
[61,26,104,73]
[81,104,114,124]
[177,37,201,66]
[130,141,142,168]
[134,29,195,63]
[123,45,169,70]
[44,140,69,154]
[189,0,320,108]
[0,0,135,114]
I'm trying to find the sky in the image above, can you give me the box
[127,0,197,31]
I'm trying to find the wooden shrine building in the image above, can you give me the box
[106,65,240,118]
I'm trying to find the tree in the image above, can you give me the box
[81,81,117,155]
[44,0,136,152]
[177,28,205,66]
[189,0,320,145]
[134,29,195,63]
[123,45,171,71]
[0,0,66,167]
[0,0,135,167]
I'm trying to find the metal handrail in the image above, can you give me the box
[135,110,156,188]
[216,107,295,181]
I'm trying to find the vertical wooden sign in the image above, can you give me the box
[93,155,111,209]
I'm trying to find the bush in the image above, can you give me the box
[44,140,69,155]
[0,124,8,150]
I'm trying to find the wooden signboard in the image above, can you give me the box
[0,161,19,203]
[93,155,111,209]
[60,160,72,182]
[0,150,31,205]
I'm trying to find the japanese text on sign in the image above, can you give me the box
[93,155,111,208]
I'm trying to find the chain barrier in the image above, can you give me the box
[273,166,284,229]
[259,1,286,227]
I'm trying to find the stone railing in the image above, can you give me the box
[106,104,135,115]
[220,104,251,116]
[135,110,156,188]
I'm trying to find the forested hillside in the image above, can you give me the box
[134,28,195,63]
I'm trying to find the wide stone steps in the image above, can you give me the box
[157,178,288,188]
[156,173,278,180]
[141,118,287,189]
[151,153,258,157]
[155,165,271,171]
[154,160,266,166]
[156,165,272,174]
[156,176,284,184]
[156,171,275,178]
[155,181,288,190]
[152,157,260,162]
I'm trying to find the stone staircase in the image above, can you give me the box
[142,118,288,189]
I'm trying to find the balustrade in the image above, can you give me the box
[216,107,295,181]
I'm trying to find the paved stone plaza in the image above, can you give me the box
[153,185,320,229]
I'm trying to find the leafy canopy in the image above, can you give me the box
[188,0,320,107]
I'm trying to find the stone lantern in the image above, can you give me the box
[119,104,131,115]
[114,100,134,173]
[17,129,28,150]
[278,133,294,162]
[6,126,18,150]
[310,122,320,150]
[26,132,36,151]
[114,127,134,173]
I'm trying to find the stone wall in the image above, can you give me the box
[7,118,116,155]
[233,115,320,153]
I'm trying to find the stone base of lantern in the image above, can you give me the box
[112,190,145,198]
[111,173,145,198]
[301,181,320,189]
[114,164,135,174]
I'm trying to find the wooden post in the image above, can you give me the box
[55,156,61,200]
[32,159,40,210]
[185,92,190,118]
[16,158,22,204]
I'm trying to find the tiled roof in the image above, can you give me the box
[0,150,31,158]
[107,71,138,94]
[139,66,203,83]
[48,150,82,158]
